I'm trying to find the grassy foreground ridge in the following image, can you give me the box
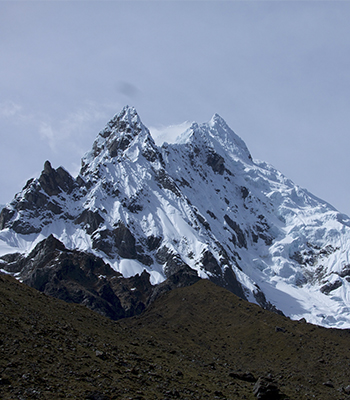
[1,273,350,399]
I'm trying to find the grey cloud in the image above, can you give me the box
[116,82,140,99]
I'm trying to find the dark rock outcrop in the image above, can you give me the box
[0,207,15,230]
[206,149,225,174]
[113,222,138,258]
[156,246,190,278]
[39,161,77,196]
[320,279,342,295]
[0,161,79,234]
[91,224,153,265]
[74,210,104,235]
[197,249,247,300]
[224,214,247,248]
[200,250,222,276]
[0,235,202,321]
[148,265,201,304]
[154,169,181,196]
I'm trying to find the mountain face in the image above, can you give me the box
[1,105,350,328]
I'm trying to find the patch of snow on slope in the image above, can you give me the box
[115,258,165,285]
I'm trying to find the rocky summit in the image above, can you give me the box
[2,106,350,327]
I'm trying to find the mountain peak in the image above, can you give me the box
[106,105,141,133]
[3,106,350,328]
[209,112,226,127]
[80,106,160,176]
[99,105,145,145]
[207,113,252,162]
[177,113,252,163]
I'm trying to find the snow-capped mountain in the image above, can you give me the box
[1,105,350,328]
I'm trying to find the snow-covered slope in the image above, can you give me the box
[1,106,350,328]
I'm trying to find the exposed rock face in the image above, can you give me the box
[147,265,201,304]
[156,246,190,278]
[11,235,129,320]
[224,214,247,249]
[39,161,77,196]
[0,161,81,234]
[74,210,104,234]
[0,235,201,320]
[206,149,225,174]
[0,207,14,230]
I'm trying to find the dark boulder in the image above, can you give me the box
[253,376,280,400]
[229,371,256,382]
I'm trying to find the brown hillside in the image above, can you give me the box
[1,274,350,399]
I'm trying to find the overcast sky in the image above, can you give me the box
[1,1,350,216]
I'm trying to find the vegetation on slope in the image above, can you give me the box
[1,273,350,399]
